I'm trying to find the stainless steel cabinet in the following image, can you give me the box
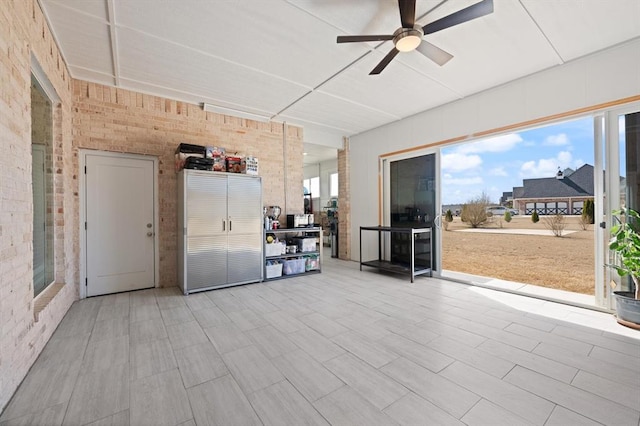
[178,170,263,294]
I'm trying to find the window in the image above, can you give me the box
[31,74,55,296]
[303,177,319,197]
[330,173,339,198]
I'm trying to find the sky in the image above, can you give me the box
[440,116,596,205]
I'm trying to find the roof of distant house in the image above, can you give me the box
[514,164,593,199]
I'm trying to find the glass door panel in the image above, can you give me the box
[600,106,640,308]
[389,154,438,272]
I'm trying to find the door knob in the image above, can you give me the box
[147,231,154,237]
[147,223,153,228]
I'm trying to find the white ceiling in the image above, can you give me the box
[41,0,640,164]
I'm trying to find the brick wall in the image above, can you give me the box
[0,0,304,413]
[337,139,351,260]
[0,0,77,412]
[72,81,304,288]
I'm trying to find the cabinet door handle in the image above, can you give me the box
[223,220,225,231]
[229,220,232,231]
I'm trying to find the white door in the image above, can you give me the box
[85,153,156,296]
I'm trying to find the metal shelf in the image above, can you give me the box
[264,227,322,281]
[359,226,432,283]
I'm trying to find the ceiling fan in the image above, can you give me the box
[337,0,494,75]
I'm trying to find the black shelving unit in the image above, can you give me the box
[359,226,432,283]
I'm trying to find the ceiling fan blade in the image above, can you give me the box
[370,48,400,75]
[422,0,493,35]
[337,35,394,43]
[399,0,416,28]
[415,40,453,66]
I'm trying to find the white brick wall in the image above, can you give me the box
[1,0,305,414]
[0,0,76,412]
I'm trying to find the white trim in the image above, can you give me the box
[79,150,159,299]
[593,114,606,307]
[30,54,60,103]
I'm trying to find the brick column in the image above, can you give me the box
[337,138,351,260]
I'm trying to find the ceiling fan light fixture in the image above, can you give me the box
[393,26,423,52]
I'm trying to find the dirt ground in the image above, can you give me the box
[441,215,596,295]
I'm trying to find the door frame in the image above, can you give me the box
[380,148,442,276]
[596,101,640,308]
[79,150,159,299]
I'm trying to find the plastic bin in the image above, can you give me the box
[283,258,306,275]
[265,243,285,257]
[265,262,283,279]
[305,255,319,271]
[293,237,316,253]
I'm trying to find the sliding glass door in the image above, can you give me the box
[383,151,441,276]
[596,104,640,308]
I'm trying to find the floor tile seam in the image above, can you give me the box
[414,318,489,348]
[272,357,346,404]
[322,351,412,398]
[438,362,555,425]
[577,338,640,359]
[475,339,580,383]
[502,365,639,425]
[180,372,198,426]
[58,329,93,426]
[532,343,640,387]
[504,323,596,356]
[569,371,640,411]
[381,357,482,420]
[82,408,130,426]
[0,392,70,424]
[587,349,640,372]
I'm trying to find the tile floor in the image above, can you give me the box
[1,257,639,426]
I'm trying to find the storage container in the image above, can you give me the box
[305,255,319,271]
[175,143,206,172]
[226,156,243,173]
[283,258,306,275]
[265,242,285,257]
[293,237,316,252]
[184,157,214,171]
[205,146,226,158]
[212,156,226,172]
[265,262,283,279]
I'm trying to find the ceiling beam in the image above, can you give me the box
[106,0,120,85]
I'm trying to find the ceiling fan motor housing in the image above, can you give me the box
[393,25,423,52]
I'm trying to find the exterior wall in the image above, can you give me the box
[514,197,590,215]
[73,81,304,288]
[0,0,77,412]
[348,38,640,261]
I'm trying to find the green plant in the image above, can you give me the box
[445,209,453,223]
[504,211,512,223]
[444,209,453,231]
[609,208,640,299]
[583,199,595,225]
[461,192,491,228]
[531,211,539,223]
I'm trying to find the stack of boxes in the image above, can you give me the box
[175,142,258,175]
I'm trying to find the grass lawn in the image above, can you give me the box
[442,215,596,295]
